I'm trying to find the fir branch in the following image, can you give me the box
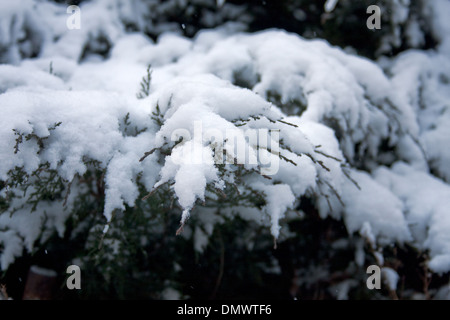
[151,102,164,127]
[141,181,170,201]
[12,129,23,154]
[175,224,184,236]
[210,228,225,299]
[323,180,344,207]
[63,178,73,207]
[98,211,117,250]
[136,64,152,99]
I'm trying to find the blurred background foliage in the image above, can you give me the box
[1,0,448,300]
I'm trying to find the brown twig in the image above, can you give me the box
[305,153,331,172]
[280,154,297,166]
[175,224,184,236]
[215,188,227,199]
[139,148,157,162]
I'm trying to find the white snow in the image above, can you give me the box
[324,0,339,13]
[0,0,450,279]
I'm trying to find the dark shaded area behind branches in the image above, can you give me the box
[62,0,438,59]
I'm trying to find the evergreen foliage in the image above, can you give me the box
[0,0,450,300]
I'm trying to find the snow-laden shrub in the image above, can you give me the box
[1,0,450,299]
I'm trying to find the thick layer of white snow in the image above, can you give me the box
[0,0,450,277]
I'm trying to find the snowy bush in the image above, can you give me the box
[0,0,450,299]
